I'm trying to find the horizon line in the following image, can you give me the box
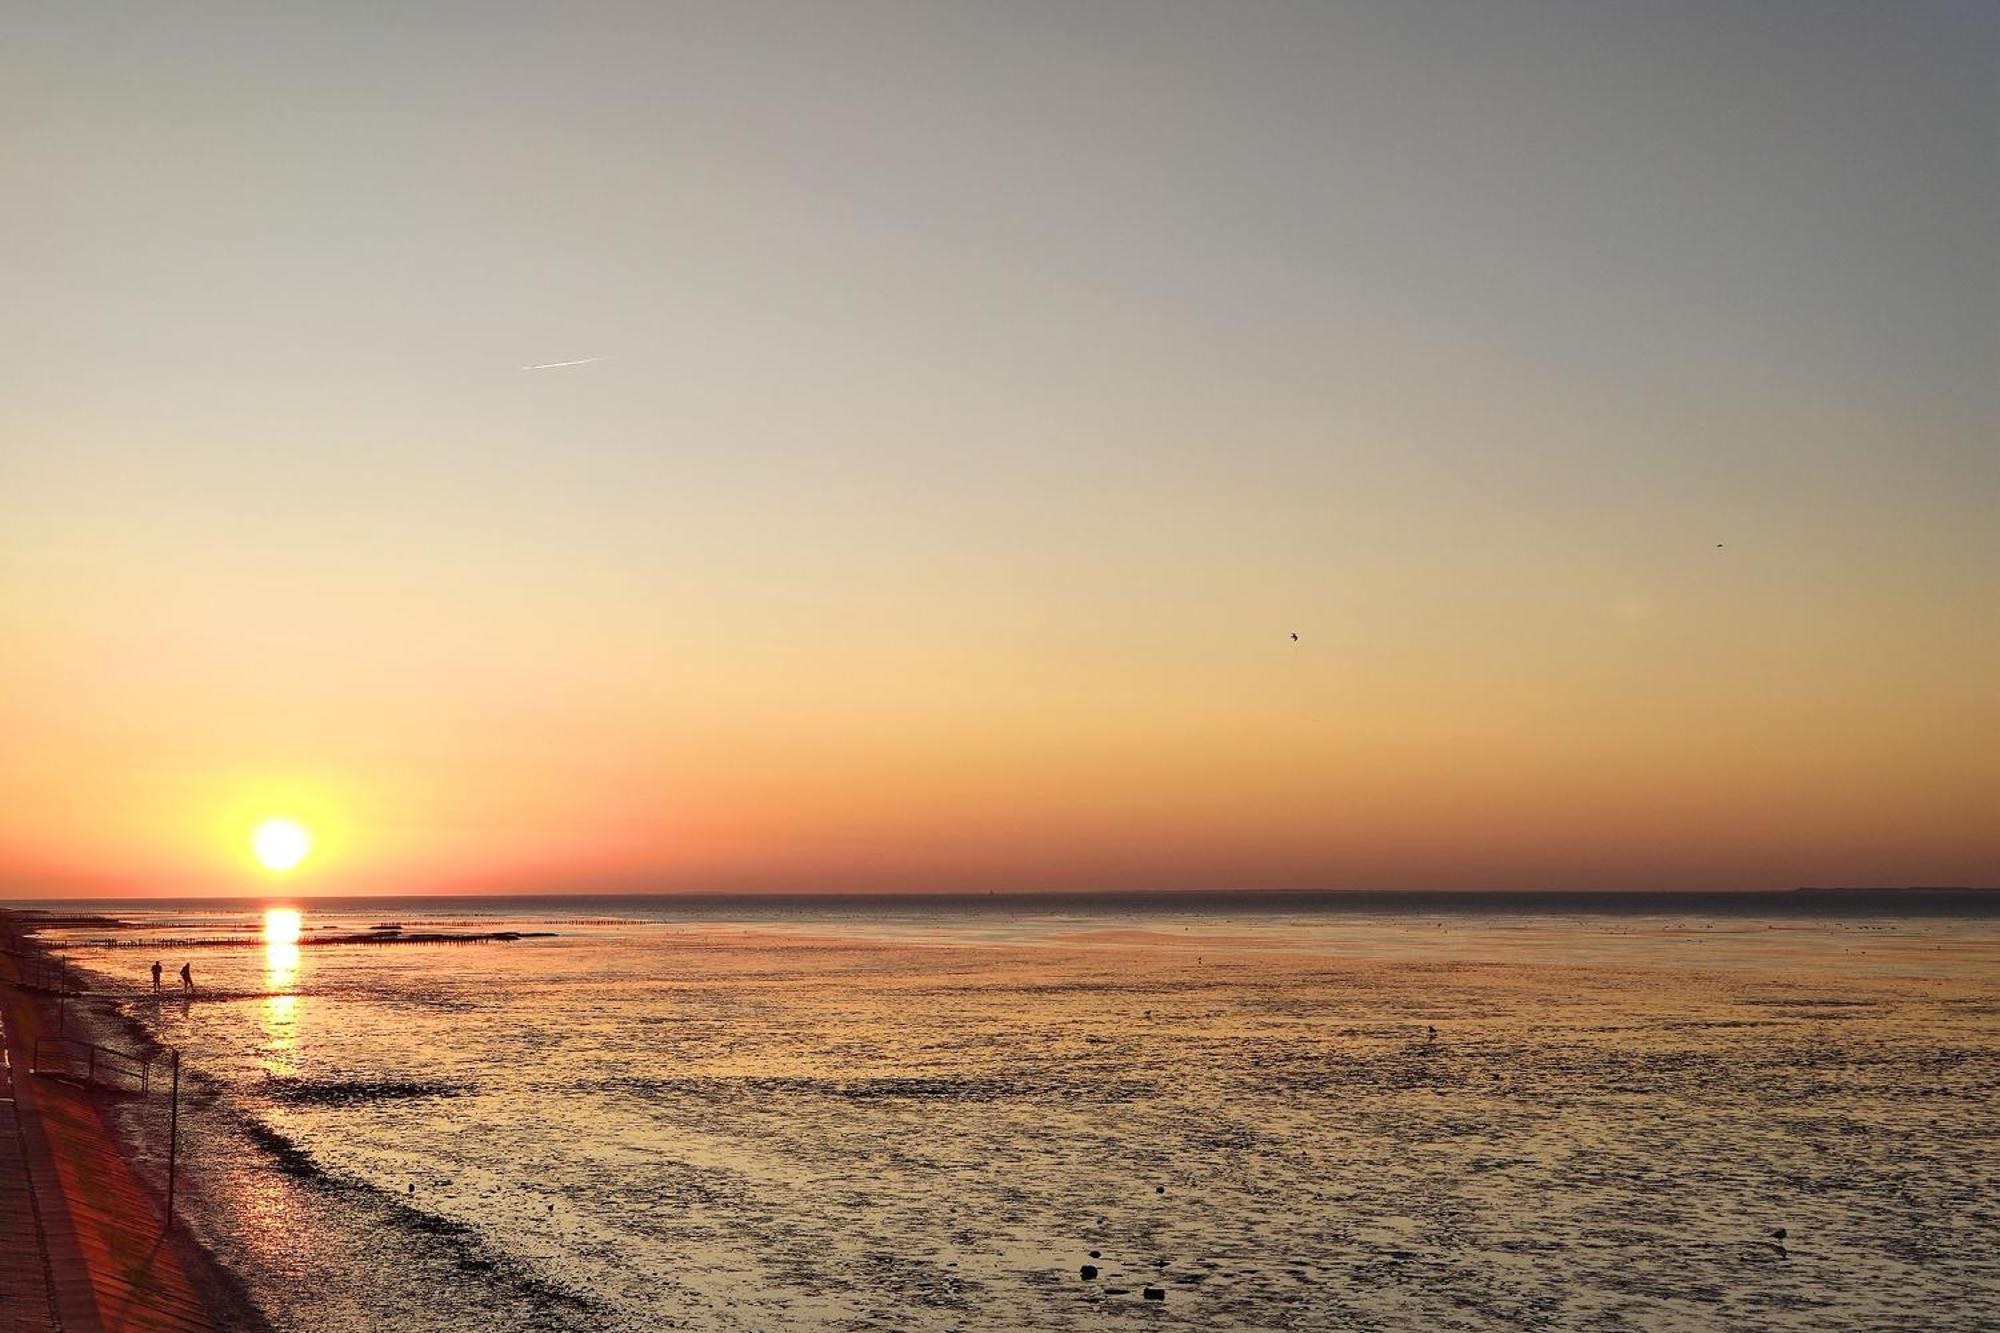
[5,884,1994,906]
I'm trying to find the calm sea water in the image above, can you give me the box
[20,893,2000,1331]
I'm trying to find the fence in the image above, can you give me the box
[31,1033,165,1094]
[28,1035,188,1222]
[1,949,69,994]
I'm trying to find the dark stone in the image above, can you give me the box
[1143,1287,1166,1301]
[1089,1250,1101,1259]
[1771,1227,1787,1240]
[1080,1265,1098,1280]
[1155,1185,1166,1194]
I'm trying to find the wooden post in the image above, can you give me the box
[166,1050,181,1227]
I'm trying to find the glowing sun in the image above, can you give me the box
[252,817,313,873]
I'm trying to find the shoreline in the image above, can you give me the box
[0,912,269,1333]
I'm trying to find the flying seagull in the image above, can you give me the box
[520,356,606,371]
[1290,632,1299,642]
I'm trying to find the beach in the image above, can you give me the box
[0,922,264,1333]
[2,895,1996,1331]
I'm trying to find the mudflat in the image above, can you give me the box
[22,902,1995,1331]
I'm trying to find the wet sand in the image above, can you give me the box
[21,902,1995,1332]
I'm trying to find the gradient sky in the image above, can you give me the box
[4,2,1995,897]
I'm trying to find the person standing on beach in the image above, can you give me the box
[179,961,193,995]
[151,960,163,993]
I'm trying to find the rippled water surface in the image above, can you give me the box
[28,900,2000,1331]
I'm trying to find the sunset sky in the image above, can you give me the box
[3,2,1994,897]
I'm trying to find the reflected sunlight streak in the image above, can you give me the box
[261,907,303,1075]
[264,907,302,945]
[265,940,300,982]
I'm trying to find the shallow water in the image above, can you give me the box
[28,901,2000,1331]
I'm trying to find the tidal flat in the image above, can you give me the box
[30,901,2000,1331]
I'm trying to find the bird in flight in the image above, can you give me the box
[520,356,606,371]
[1290,632,1299,642]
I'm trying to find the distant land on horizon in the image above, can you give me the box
[6,886,1997,919]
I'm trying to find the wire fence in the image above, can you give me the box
[0,949,69,994]
[31,1033,167,1094]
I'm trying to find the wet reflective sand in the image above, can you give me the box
[41,907,2000,1331]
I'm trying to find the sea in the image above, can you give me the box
[13,890,1999,1332]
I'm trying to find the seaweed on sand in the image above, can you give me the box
[262,1075,467,1106]
[241,1119,325,1180]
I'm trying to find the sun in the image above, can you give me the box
[252,817,313,873]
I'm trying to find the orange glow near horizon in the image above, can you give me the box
[0,525,1991,898]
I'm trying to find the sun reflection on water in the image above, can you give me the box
[261,991,298,1076]
[264,906,302,946]
[265,940,300,980]
[262,908,303,1076]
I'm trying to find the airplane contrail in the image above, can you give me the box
[520,356,606,371]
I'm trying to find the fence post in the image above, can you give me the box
[166,1050,181,1227]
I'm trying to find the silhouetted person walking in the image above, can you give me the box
[151,960,163,993]
[179,961,193,995]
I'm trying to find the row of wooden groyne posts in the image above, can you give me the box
[78,927,549,949]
